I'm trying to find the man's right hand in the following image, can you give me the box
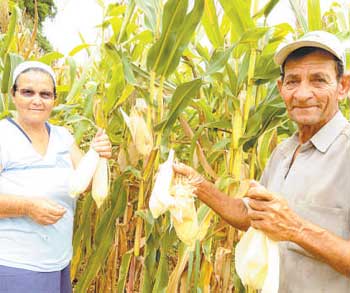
[173,162,206,190]
[26,199,66,225]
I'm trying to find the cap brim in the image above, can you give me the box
[274,40,343,65]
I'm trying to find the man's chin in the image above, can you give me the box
[290,115,321,126]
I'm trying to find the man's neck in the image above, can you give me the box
[298,125,321,144]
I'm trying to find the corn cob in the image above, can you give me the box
[69,148,99,198]
[92,158,109,208]
[120,105,153,157]
[169,180,199,247]
[149,150,201,248]
[149,149,175,218]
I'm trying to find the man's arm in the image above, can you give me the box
[173,163,250,230]
[247,181,350,276]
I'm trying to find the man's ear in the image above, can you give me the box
[277,78,283,95]
[338,72,350,101]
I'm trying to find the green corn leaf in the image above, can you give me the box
[161,79,202,132]
[38,52,64,64]
[308,0,322,31]
[202,0,224,48]
[117,251,133,293]
[135,0,160,33]
[1,53,23,94]
[218,0,255,42]
[147,0,204,78]
[74,176,127,292]
[289,0,308,32]
[205,46,234,76]
[0,5,17,58]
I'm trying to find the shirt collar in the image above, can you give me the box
[310,111,348,153]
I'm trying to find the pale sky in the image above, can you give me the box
[43,0,346,62]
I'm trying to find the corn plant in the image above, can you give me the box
[0,0,350,292]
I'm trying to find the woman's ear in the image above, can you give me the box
[10,87,15,98]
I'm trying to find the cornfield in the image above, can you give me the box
[1,0,350,292]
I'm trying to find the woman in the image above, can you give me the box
[0,61,112,292]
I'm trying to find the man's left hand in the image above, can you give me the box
[245,180,303,242]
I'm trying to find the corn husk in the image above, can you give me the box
[235,227,279,293]
[117,148,128,172]
[69,148,99,198]
[92,158,109,208]
[149,150,201,248]
[169,182,199,247]
[120,107,153,157]
[149,149,175,218]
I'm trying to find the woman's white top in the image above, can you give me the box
[0,118,76,272]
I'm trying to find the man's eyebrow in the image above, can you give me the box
[310,72,331,80]
[284,74,300,80]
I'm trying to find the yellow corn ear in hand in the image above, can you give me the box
[149,150,175,218]
[169,180,199,248]
[170,199,198,248]
[149,150,200,248]
[92,158,109,208]
[235,227,279,293]
[69,149,100,198]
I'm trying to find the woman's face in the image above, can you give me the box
[12,70,55,125]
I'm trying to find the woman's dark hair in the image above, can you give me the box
[12,68,57,98]
[280,46,344,81]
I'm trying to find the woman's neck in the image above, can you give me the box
[14,117,47,136]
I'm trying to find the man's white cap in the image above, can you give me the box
[274,30,346,68]
[12,61,56,87]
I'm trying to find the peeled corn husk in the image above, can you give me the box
[235,227,279,293]
[120,106,153,157]
[69,148,99,198]
[149,150,201,248]
[169,182,199,247]
[92,158,109,208]
[149,150,175,218]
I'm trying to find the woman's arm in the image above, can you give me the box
[0,195,66,225]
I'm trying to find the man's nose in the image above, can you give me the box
[293,81,313,101]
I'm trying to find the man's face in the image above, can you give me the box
[278,51,348,129]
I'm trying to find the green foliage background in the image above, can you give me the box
[0,0,350,292]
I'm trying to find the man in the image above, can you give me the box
[174,31,350,292]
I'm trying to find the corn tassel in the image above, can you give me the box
[92,158,109,208]
[69,149,99,198]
